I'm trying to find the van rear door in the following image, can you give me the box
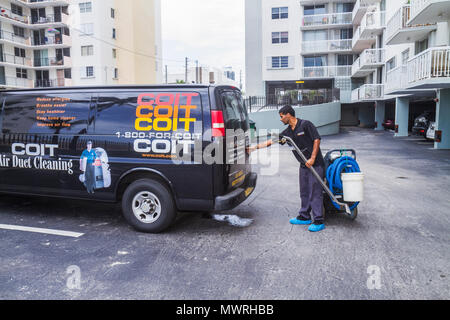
[215,87,251,192]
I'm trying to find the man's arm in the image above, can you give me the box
[248,139,273,153]
[305,139,321,168]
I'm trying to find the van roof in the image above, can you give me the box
[0,84,240,93]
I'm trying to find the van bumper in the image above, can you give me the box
[214,173,257,211]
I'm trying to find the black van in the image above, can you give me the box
[0,85,257,233]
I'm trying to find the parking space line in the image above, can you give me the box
[0,224,84,238]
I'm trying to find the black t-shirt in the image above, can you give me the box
[281,119,325,168]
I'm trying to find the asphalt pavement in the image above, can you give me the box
[0,127,449,300]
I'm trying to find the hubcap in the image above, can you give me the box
[132,191,161,224]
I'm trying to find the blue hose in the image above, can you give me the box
[326,156,361,211]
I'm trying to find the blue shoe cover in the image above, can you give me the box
[290,218,312,225]
[308,224,325,232]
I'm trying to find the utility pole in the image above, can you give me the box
[195,60,199,84]
[185,57,189,83]
[165,65,168,84]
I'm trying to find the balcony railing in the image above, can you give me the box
[351,84,384,101]
[0,8,29,24]
[408,47,450,85]
[302,12,352,28]
[31,13,69,25]
[0,29,30,45]
[0,53,32,66]
[34,78,72,88]
[302,39,352,54]
[302,65,352,78]
[352,48,385,75]
[360,10,386,33]
[0,76,33,88]
[385,65,408,94]
[33,57,65,67]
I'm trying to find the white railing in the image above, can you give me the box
[0,76,33,88]
[352,48,385,74]
[409,0,432,21]
[352,84,384,101]
[386,5,410,42]
[302,66,352,78]
[408,47,450,84]
[360,10,386,32]
[302,12,352,28]
[0,29,30,45]
[302,39,352,54]
[0,53,32,66]
[385,65,408,93]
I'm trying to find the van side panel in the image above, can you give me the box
[0,88,214,210]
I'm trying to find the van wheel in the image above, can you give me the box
[121,179,176,233]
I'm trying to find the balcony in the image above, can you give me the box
[385,5,436,45]
[351,84,384,102]
[0,76,33,88]
[409,0,450,25]
[31,33,71,47]
[301,65,352,79]
[0,29,31,46]
[352,48,385,77]
[301,12,352,30]
[30,13,69,26]
[18,0,71,8]
[35,77,71,88]
[407,47,450,89]
[33,56,69,68]
[352,10,386,52]
[352,0,382,25]
[301,39,352,55]
[385,65,409,95]
[0,53,32,67]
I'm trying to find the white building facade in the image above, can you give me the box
[0,0,72,89]
[245,0,450,149]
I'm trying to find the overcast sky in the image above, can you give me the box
[161,0,245,80]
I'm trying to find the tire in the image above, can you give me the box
[348,206,358,220]
[121,179,176,233]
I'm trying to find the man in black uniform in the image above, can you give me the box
[248,106,326,232]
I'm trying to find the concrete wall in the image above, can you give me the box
[249,102,341,136]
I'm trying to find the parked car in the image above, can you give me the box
[0,85,257,233]
[412,112,435,137]
[382,119,395,130]
[426,122,436,141]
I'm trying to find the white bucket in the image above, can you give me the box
[341,173,365,202]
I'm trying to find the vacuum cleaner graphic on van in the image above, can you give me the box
[79,141,111,193]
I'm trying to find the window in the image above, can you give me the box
[304,56,327,67]
[11,4,23,16]
[304,5,326,16]
[13,26,25,38]
[80,23,94,35]
[114,68,118,79]
[112,48,117,59]
[81,66,94,78]
[272,32,289,44]
[415,39,428,55]
[303,30,327,42]
[81,45,94,56]
[402,49,410,65]
[64,69,72,79]
[14,47,26,58]
[271,56,290,69]
[79,2,92,13]
[337,54,353,66]
[386,57,396,72]
[272,7,288,19]
[112,28,116,39]
[111,8,115,18]
[340,28,353,40]
[16,68,27,79]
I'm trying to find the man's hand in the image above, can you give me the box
[305,158,316,169]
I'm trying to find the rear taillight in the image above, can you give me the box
[211,110,225,137]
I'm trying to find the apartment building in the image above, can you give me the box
[0,0,72,89]
[70,0,162,86]
[245,0,450,149]
[0,0,162,89]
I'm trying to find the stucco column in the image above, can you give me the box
[435,89,450,150]
[375,101,385,131]
[395,97,409,137]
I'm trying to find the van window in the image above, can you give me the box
[221,91,249,131]
[2,93,93,135]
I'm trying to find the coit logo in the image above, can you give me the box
[12,143,58,157]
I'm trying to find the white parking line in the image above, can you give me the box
[0,224,84,238]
